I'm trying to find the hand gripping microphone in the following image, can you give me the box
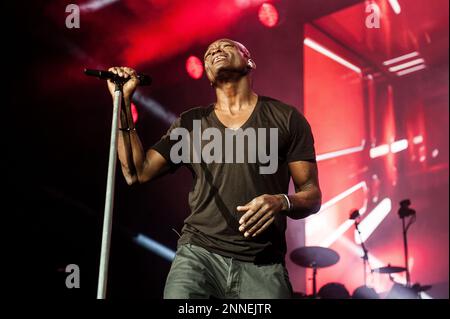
[84,68,152,86]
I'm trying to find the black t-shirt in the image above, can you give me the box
[151,96,316,264]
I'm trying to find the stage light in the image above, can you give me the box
[134,234,175,261]
[314,182,368,247]
[133,91,177,125]
[388,58,425,72]
[388,0,401,14]
[432,149,439,158]
[370,144,390,158]
[235,0,266,8]
[318,182,367,215]
[235,0,251,8]
[306,181,367,238]
[320,219,355,248]
[316,140,366,162]
[80,0,119,12]
[131,102,138,124]
[412,135,423,144]
[186,55,204,79]
[258,3,279,28]
[390,139,408,153]
[304,38,362,74]
[383,52,419,66]
[397,64,426,76]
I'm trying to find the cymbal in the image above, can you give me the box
[372,266,406,274]
[290,246,340,268]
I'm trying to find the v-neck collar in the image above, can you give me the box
[210,95,261,130]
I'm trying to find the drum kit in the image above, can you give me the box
[289,200,432,299]
[290,246,339,298]
[289,246,424,299]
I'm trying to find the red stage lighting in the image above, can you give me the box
[258,3,278,28]
[131,102,138,124]
[186,55,204,79]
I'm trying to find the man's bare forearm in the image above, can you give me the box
[117,97,146,184]
[286,185,322,219]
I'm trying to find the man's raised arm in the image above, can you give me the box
[107,66,171,185]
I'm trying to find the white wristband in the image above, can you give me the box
[281,194,292,211]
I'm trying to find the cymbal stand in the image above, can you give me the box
[354,220,372,286]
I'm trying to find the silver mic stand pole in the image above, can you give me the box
[97,82,123,299]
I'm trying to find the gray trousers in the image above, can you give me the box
[164,244,293,299]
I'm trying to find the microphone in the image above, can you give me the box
[349,209,360,220]
[84,68,152,86]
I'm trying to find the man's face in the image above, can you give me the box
[203,39,252,84]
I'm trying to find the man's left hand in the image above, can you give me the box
[237,194,287,238]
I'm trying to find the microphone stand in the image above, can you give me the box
[97,81,123,299]
[399,212,415,287]
[354,220,372,286]
[402,217,410,287]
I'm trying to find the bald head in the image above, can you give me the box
[203,39,256,85]
[204,39,252,60]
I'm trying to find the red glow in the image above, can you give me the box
[131,102,138,124]
[235,0,267,8]
[300,26,369,295]
[258,3,278,28]
[186,56,204,79]
[123,0,264,66]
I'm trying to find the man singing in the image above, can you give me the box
[107,39,321,298]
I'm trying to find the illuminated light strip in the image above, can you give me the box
[397,64,426,76]
[319,182,367,214]
[304,38,362,74]
[390,139,408,153]
[388,0,401,14]
[306,182,367,236]
[319,194,368,247]
[320,220,354,247]
[80,0,119,12]
[413,135,423,144]
[320,206,369,248]
[134,234,176,261]
[134,91,178,124]
[338,236,432,299]
[370,144,390,158]
[389,58,425,72]
[383,52,419,66]
[316,140,366,162]
[370,140,408,157]
[354,198,392,244]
